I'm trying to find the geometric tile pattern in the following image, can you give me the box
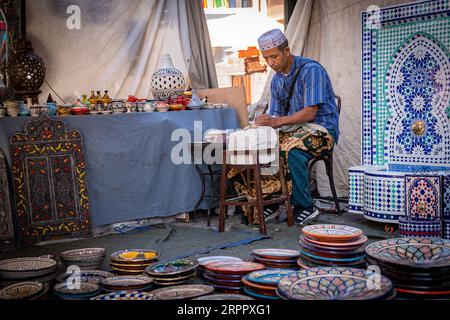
[361,0,450,166]
[443,220,450,240]
[348,166,366,214]
[399,217,442,238]
[444,175,450,220]
[405,175,442,221]
[363,170,405,223]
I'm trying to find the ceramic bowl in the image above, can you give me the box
[57,105,72,116]
[143,101,156,112]
[169,104,184,111]
[60,248,106,261]
[0,281,44,300]
[71,107,90,115]
[0,257,58,279]
[29,106,49,117]
[5,102,19,117]
[155,102,169,112]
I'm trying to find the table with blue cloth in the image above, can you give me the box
[0,109,240,228]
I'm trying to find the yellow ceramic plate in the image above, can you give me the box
[111,249,159,263]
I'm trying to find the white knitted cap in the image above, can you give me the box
[257,29,287,51]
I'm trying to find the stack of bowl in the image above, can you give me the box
[60,248,106,270]
[56,270,115,285]
[53,282,100,300]
[251,249,301,269]
[241,269,295,300]
[0,257,59,288]
[298,224,367,268]
[100,275,153,292]
[366,237,450,299]
[0,281,50,301]
[276,267,395,300]
[196,256,243,278]
[145,259,197,286]
[110,249,159,275]
[202,261,265,294]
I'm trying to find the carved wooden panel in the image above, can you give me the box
[10,114,92,247]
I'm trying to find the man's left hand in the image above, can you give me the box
[255,114,281,128]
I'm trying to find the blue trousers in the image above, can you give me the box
[287,130,336,209]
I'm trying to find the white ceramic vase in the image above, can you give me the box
[150,54,186,100]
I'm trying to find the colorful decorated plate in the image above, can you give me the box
[193,294,254,300]
[54,282,100,296]
[91,291,156,300]
[251,249,301,261]
[204,261,265,275]
[148,270,196,282]
[251,254,298,264]
[300,250,366,263]
[146,259,197,276]
[299,236,365,252]
[151,285,214,300]
[111,249,160,264]
[244,269,296,287]
[60,248,105,261]
[0,257,58,279]
[202,270,246,280]
[365,238,450,269]
[202,272,242,284]
[302,224,363,242]
[303,234,368,248]
[277,267,393,300]
[0,281,44,300]
[197,256,243,267]
[100,275,153,289]
[57,270,115,284]
[301,253,367,268]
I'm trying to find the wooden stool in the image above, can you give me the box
[218,149,294,235]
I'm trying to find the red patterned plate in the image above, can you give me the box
[204,261,265,275]
[396,287,450,296]
[303,234,368,248]
[299,236,365,252]
[302,224,363,242]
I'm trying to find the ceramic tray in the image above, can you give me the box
[277,267,393,300]
[0,281,44,300]
[91,291,156,300]
[365,238,450,269]
[193,294,254,300]
[302,224,363,242]
[110,249,160,264]
[251,249,301,261]
[151,285,214,300]
[146,259,197,276]
[204,261,265,275]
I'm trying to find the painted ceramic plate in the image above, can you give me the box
[277,267,393,300]
[300,239,366,258]
[110,249,160,264]
[252,249,301,261]
[197,256,243,267]
[302,224,363,242]
[365,238,450,269]
[146,259,197,276]
[0,281,44,300]
[204,261,265,275]
[151,285,214,300]
[0,257,58,279]
[244,269,296,287]
[111,267,145,275]
[300,250,366,263]
[303,234,368,248]
[54,282,100,296]
[148,270,196,282]
[56,270,115,284]
[251,254,298,264]
[193,294,254,300]
[91,291,156,300]
[301,253,367,268]
[299,236,365,252]
[100,275,153,289]
[243,286,279,300]
[60,248,105,261]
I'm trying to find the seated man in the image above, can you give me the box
[255,29,340,225]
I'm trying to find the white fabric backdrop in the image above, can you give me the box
[256,0,411,198]
[27,0,216,103]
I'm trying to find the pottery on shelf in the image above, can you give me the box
[4,101,19,117]
[155,101,169,113]
[150,54,186,100]
[143,101,156,112]
[0,107,6,117]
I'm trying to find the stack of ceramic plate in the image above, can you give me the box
[196,256,243,278]
[276,267,395,300]
[56,270,115,285]
[0,281,49,300]
[366,238,450,299]
[145,259,197,286]
[91,290,156,300]
[298,224,368,268]
[251,249,301,269]
[110,249,159,275]
[60,248,106,270]
[202,261,265,294]
[0,257,58,282]
[53,282,100,300]
[193,294,254,300]
[241,269,295,300]
[150,284,214,300]
[100,275,153,292]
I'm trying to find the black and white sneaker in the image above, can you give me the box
[263,204,280,222]
[294,206,320,225]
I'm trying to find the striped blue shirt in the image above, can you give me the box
[269,56,340,142]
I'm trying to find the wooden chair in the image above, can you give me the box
[197,86,249,128]
[307,95,342,214]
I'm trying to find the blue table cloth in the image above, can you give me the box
[0,109,239,227]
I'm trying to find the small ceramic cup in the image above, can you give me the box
[155,101,169,112]
[143,101,156,112]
